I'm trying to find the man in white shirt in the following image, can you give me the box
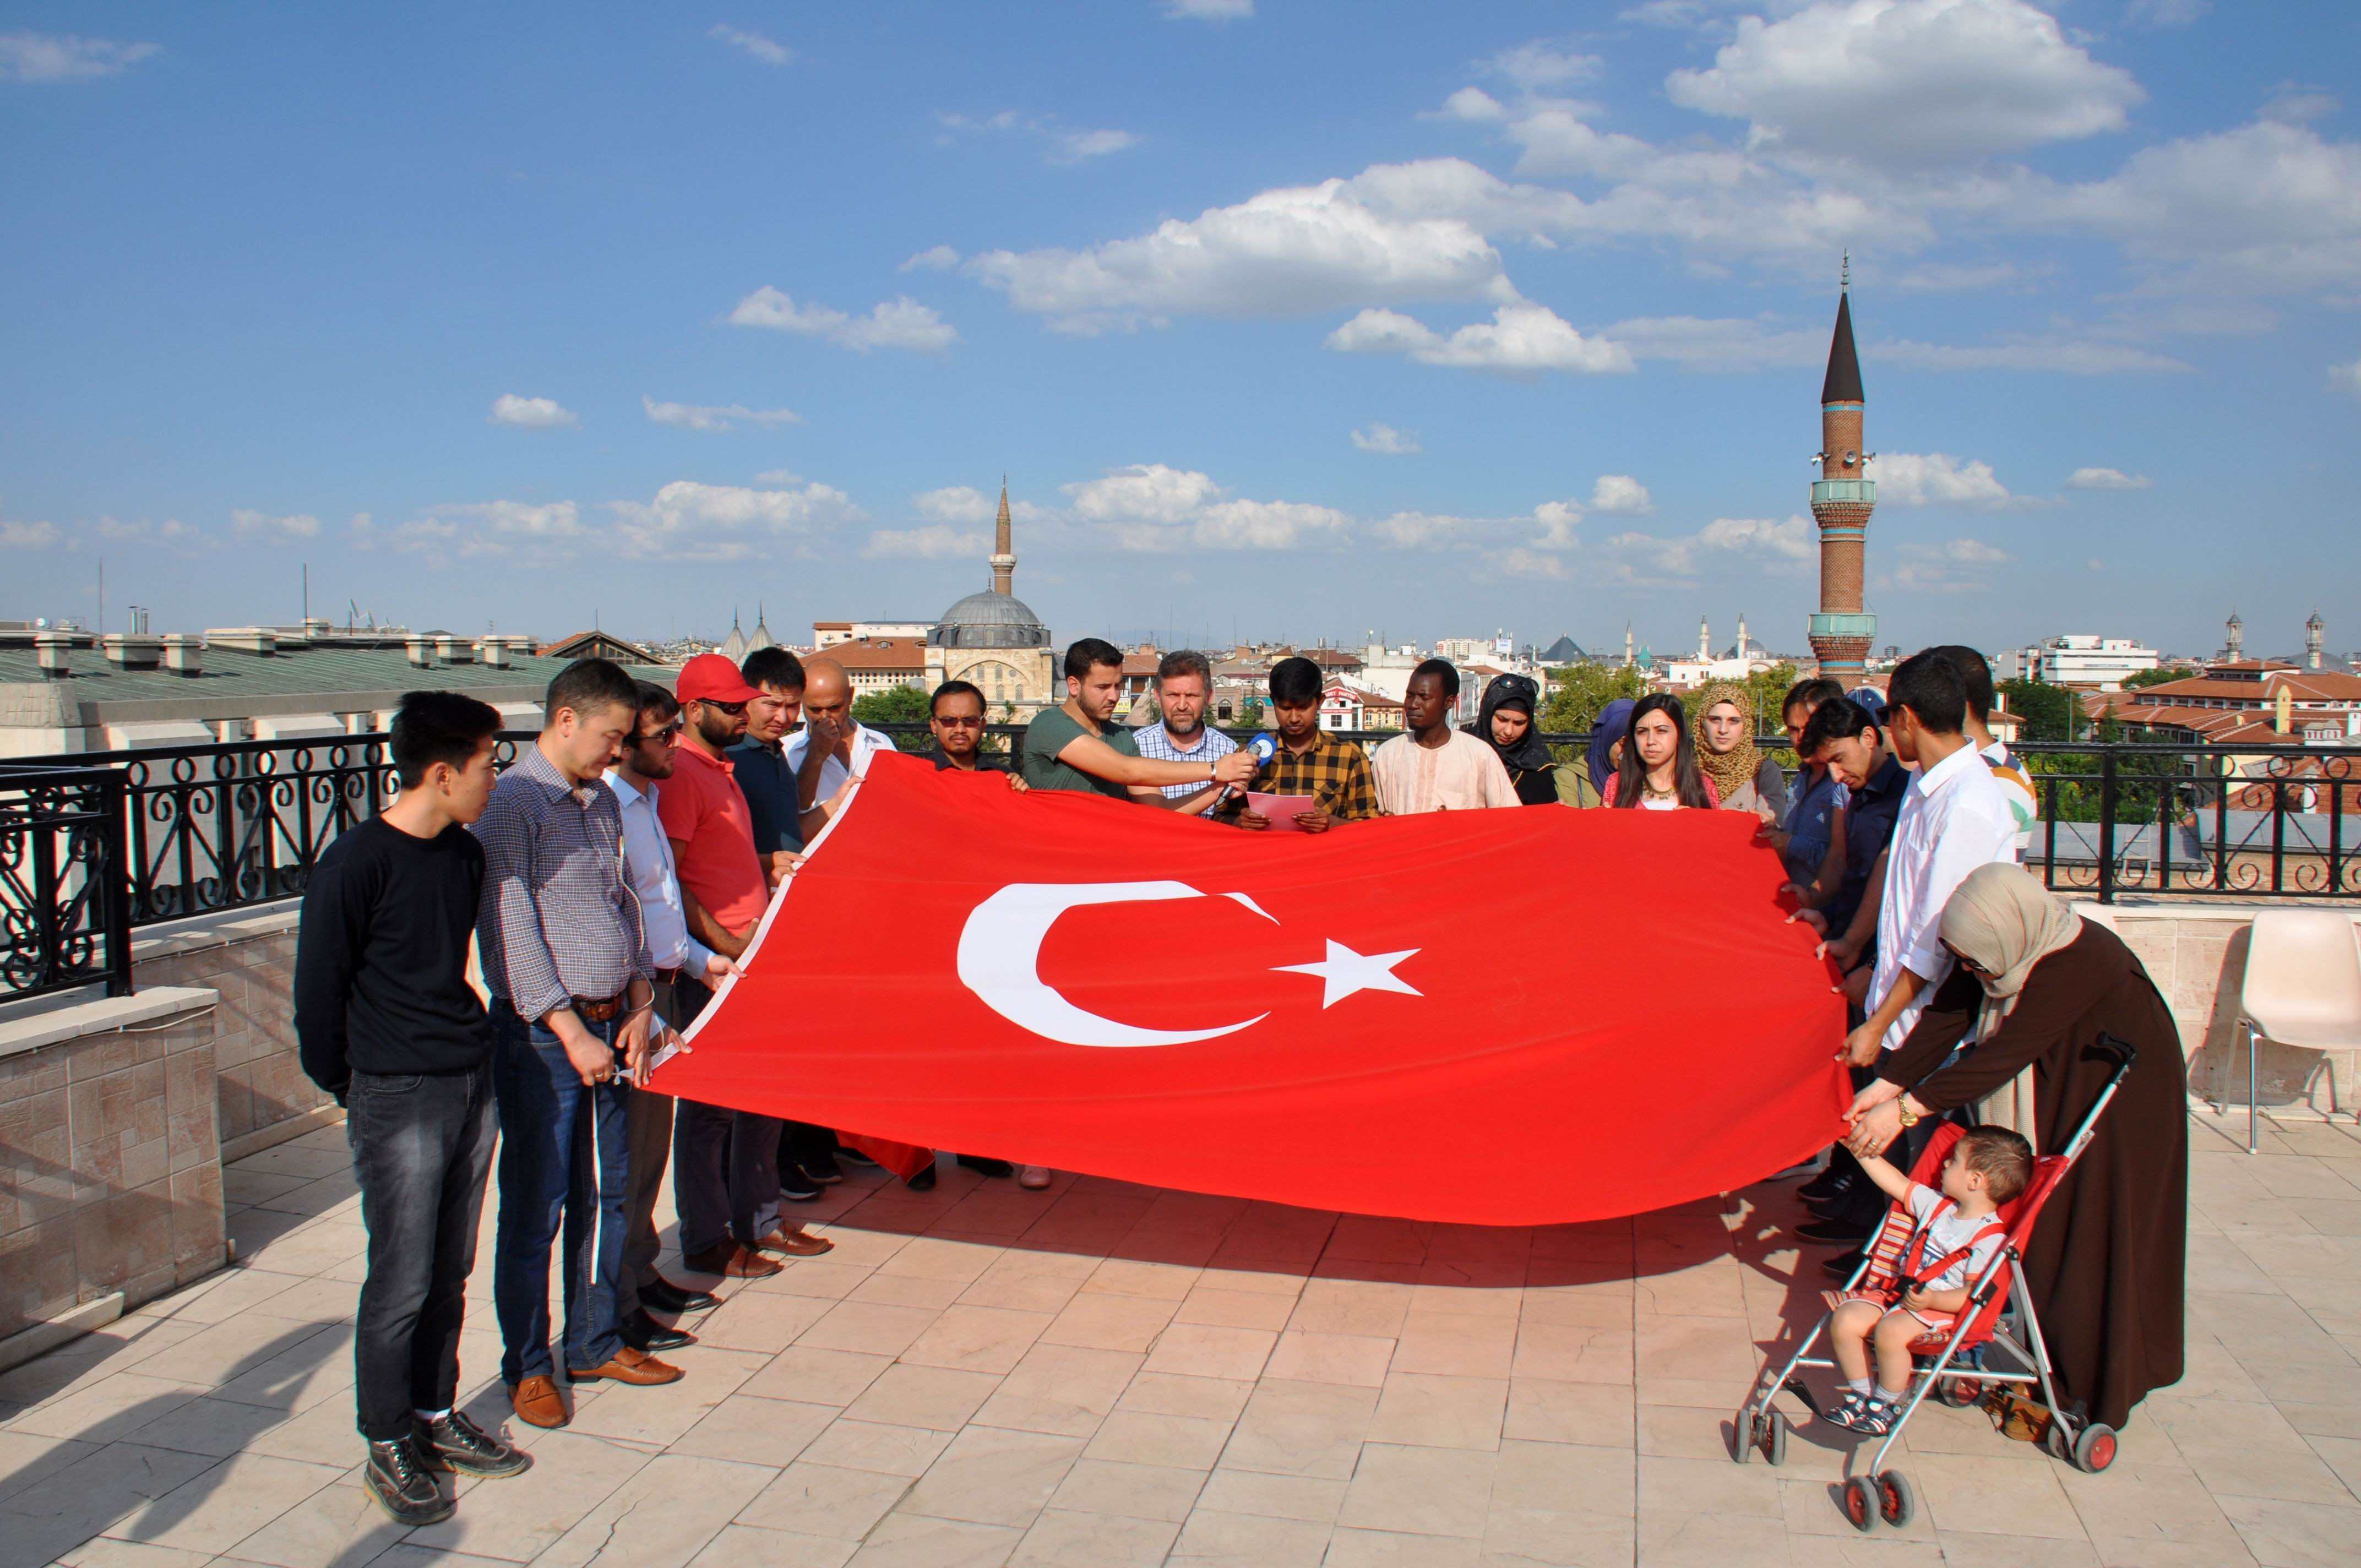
[1370,658,1519,814]
[606,683,752,1335]
[1927,644,2037,861]
[788,657,897,841]
[1845,652,2020,1069]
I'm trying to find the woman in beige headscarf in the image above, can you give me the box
[1840,863,2186,1431]
[1693,682,1789,821]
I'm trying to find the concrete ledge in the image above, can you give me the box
[0,986,220,1063]
[0,1292,123,1375]
[221,1104,344,1164]
[129,903,302,963]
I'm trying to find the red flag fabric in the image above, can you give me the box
[652,751,1847,1226]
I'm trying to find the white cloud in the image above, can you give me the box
[1880,336,2189,374]
[391,500,584,560]
[1665,0,2143,169]
[1531,500,1582,548]
[1062,464,1350,551]
[0,32,158,82]
[864,526,988,560]
[1351,423,1422,455]
[231,509,323,540]
[1482,39,1602,92]
[901,244,961,272]
[489,394,578,428]
[755,468,803,485]
[912,486,995,524]
[1435,87,1507,123]
[1891,260,2028,292]
[642,395,803,432]
[1488,546,1571,581]
[1162,0,1252,19]
[1597,514,1815,582]
[1603,315,1825,371]
[1874,453,2016,508]
[1326,302,1633,377]
[1371,511,1477,549]
[1,518,59,548]
[1056,129,1140,162]
[608,480,864,561]
[708,24,791,66]
[2065,466,2152,490]
[1889,536,2014,591]
[2124,0,2207,26]
[1590,475,1653,514]
[729,287,958,352]
[2332,359,2361,396]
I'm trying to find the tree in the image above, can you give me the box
[1997,678,2081,743]
[852,684,932,730]
[2123,665,2193,690]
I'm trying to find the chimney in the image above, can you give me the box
[101,633,163,670]
[207,627,278,657]
[2275,685,2293,736]
[302,616,331,639]
[406,634,434,668]
[34,629,73,679]
[480,638,510,669]
[160,634,203,677]
[434,635,474,666]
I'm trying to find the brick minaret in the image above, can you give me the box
[989,479,1016,596]
[1808,259,1875,677]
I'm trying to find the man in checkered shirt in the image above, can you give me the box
[1130,649,1241,817]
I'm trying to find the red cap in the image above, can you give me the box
[675,652,761,705]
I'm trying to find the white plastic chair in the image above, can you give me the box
[2222,911,2361,1153]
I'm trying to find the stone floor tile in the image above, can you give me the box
[877,1239,1005,1286]
[1081,1411,1233,1472]
[902,1426,1086,1521]
[1390,1314,1517,1379]
[210,1475,406,1568]
[1219,1379,1378,1480]
[1480,1504,1635,1567]
[111,1395,287,1460]
[969,1344,1141,1438]
[1034,1293,1176,1355]
[850,1273,972,1313]
[1633,1265,1749,1320]
[1263,1330,1394,1388]
[1194,1467,1347,1523]
[799,1419,958,1479]
[696,1292,838,1352]
[562,1346,770,1447]
[1901,1449,2086,1540]
[102,1452,343,1556]
[3,1374,209,1444]
[1168,1508,1331,1567]
[671,1392,840,1464]
[1285,1280,1413,1340]
[737,1461,913,1539]
[0,1429,100,1506]
[845,1366,1005,1434]
[743,1347,899,1407]
[48,1538,221,1568]
[1502,1379,1635,1449]
[1045,1457,1204,1522]
[1366,1374,1509,1452]
[1922,1531,2104,1567]
[683,1522,858,1567]
[1004,1506,1176,1566]
[2147,1396,2355,1504]
[1079,1259,1202,1301]
[846,1511,1020,1567]
[765,1262,879,1302]
[0,1443,217,1568]
[1517,1287,1638,1331]
[956,1267,1087,1316]
[797,1302,944,1359]
[2217,1494,2361,1568]
[1326,1525,1485,1565]
[1490,1438,1635,1515]
[400,1428,650,1559]
[534,1451,779,1568]
[1113,1371,1255,1422]
[1634,1455,1781,1529]
[1172,1287,1297,1332]
[1337,1442,1497,1537]
[899,1306,1054,1376]
[1633,1315,1761,1385]
[1141,1323,1276,1382]
[1510,1323,1635,1385]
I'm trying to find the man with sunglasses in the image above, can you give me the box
[660,655,833,1279]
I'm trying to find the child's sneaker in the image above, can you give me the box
[1825,1391,1875,1430]
[1850,1396,1901,1435]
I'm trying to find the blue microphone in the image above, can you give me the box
[1223,732,1277,802]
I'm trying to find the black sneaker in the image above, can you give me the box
[366,1436,456,1525]
[1794,1216,1873,1245]
[956,1155,1014,1178]
[801,1150,844,1185]
[1821,1246,1869,1280]
[1799,1168,1857,1205]
[778,1164,823,1202]
[416,1411,532,1479]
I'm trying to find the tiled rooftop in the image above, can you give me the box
[1,1106,2355,1567]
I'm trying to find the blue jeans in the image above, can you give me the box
[490,1000,631,1384]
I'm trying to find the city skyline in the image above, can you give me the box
[3,3,2357,654]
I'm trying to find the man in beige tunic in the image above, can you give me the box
[1371,658,1520,814]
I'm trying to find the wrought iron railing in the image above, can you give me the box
[4,727,2355,1000]
[1,764,134,1001]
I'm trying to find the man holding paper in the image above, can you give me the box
[1236,657,1378,834]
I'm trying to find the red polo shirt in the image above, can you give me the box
[656,742,769,933]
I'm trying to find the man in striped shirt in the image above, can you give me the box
[1131,649,1240,817]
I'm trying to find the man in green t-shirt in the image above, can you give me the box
[1023,638,1258,801]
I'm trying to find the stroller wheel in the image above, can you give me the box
[1731,1409,1756,1464]
[1878,1470,1915,1527]
[1761,1409,1789,1467]
[2072,1423,2119,1474]
[1936,1376,1982,1407]
[1844,1474,1880,1532]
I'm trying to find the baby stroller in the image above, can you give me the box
[1732,1036,2140,1532]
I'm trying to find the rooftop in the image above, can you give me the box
[2,1103,2349,1565]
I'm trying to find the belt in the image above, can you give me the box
[573,992,628,1024]
[653,966,683,986]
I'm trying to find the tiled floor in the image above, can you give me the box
[4,1106,2358,1567]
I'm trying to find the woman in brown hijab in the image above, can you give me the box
[1694,682,1789,821]
[1843,864,2186,1430]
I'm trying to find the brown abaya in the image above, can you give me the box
[1876,921,2186,1430]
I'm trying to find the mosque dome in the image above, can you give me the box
[931,590,1051,650]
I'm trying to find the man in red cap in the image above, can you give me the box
[659,654,833,1277]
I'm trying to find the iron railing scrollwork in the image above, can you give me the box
[1,764,134,1001]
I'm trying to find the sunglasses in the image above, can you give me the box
[695,699,747,716]
[640,720,684,742]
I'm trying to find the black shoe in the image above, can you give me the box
[835,1145,879,1168]
[1799,1168,1858,1205]
[620,1309,697,1354]
[640,1275,720,1315]
[416,1410,532,1479]
[800,1150,844,1185]
[778,1164,823,1202]
[956,1155,1014,1178]
[1821,1246,1869,1280]
[1794,1217,1873,1245]
[366,1435,456,1525]
[905,1164,938,1191]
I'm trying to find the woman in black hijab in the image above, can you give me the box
[1466,674,1559,806]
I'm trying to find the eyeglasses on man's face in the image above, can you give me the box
[697,699,747,716]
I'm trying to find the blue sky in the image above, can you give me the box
[3,0,2357,660]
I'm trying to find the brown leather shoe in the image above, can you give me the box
[508,1374,569,1429]
[568,1344,685,1386]
[683,1240,784,1279]
[753,1226,836,1257]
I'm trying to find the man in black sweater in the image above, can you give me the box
[295,691,531,1526]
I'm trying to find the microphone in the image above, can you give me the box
[1223,733,1277,802]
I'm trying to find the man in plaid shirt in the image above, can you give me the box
[1235,656,1378,833]
[1131,649,1239,816]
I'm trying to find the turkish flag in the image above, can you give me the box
[651,751,1847,1226]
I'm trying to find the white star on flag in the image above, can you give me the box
[1272,940,1422,1009]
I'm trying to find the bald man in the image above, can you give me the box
[786,658,899,842]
